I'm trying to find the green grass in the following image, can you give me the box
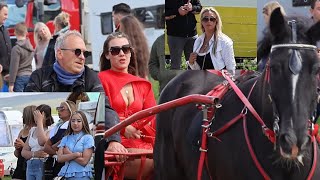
[150,76,160,101]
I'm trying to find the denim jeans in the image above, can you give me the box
[0,78,8,92]
[167,35,197,69]
[14,75,30,92]
[26,159,44,180]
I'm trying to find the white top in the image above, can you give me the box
[28,127,50,152]
[187,33,236,74]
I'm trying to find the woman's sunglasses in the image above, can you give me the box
[202,16,217,23]
[60,48,90,58]
[56,106,65,112]
[109,45,132,56]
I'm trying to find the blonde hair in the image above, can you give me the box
[263,1,286,17]
[34,22,51,46]
[54,12,70,29]
[200,7,222,56]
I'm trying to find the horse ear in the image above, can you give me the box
[269,8,286,38]
[306,21,320,45]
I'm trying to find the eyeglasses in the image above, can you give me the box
[109,45,132,56]
[56,106,65,112]
[60,48,90,58]
[201,16,217,23]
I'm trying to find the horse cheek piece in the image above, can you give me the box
[154,7,320,180]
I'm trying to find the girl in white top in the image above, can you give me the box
[187,7,236,74]
[21,104,54,180]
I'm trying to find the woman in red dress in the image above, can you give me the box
[98,32,156,179]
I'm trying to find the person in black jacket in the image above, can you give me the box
[165,0,202,69]
[0,2,12,91]
[24,30,102,92]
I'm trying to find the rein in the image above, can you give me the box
[197,70,319,180]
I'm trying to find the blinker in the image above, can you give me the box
[289,50,302,74]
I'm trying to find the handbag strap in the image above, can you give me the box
[61,133,85,176]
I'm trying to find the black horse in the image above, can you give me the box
[154,8,320,180]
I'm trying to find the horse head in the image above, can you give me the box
[265,8,320,162]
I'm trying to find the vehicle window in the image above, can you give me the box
[5,1,27,28]
[33,0,61,24]
[100,12,113,35]
[133,5,165,29]
[10,124,23,145]
[292,0,311,7]
[94,93,105,124]
[0,121,11,147]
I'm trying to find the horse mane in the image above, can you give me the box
[257,15,314,60]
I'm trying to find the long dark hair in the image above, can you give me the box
[36,104,54,127]
[100,32,137,75]
[120,15,149,78]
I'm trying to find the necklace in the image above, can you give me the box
[125,90,129,94]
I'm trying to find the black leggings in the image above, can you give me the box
[94,139,109,180]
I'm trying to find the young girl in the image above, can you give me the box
[57,111,94,180]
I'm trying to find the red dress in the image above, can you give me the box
[98,70,156,149]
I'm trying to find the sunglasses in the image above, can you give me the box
[56,106,65,112]
[202,16,217,23]
[109,45,132,56]
[60,48,90,58]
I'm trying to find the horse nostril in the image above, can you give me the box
[279,133,298,157]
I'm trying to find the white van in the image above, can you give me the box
[0,109,23,175]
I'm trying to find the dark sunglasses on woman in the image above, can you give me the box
[56,106,65,112]
[60,48,90,58]
[202,16,217,23]
[109,45,132,56]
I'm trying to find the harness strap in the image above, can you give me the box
[197,72,231,180]
[243,115,271,180]
[221,70,275,142]
[137,155,147,180]
[307,136,318,180]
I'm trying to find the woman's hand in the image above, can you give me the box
[63,147,72,154]
[189,52,197,65]
[107,141,128,162]
[34,150,48,158]
[14,138,24,150]
[33,110,45,126]
[124,125,141,139]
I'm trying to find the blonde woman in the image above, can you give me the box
[258,1,286,72]
[43,12,70,68]
[43,100,76,179]
[187,7,236,74]
[262,1,286,25]
[34,22,51,69]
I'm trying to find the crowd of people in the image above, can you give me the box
[11,97,95,180]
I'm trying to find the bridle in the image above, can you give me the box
[265,20,318,139]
